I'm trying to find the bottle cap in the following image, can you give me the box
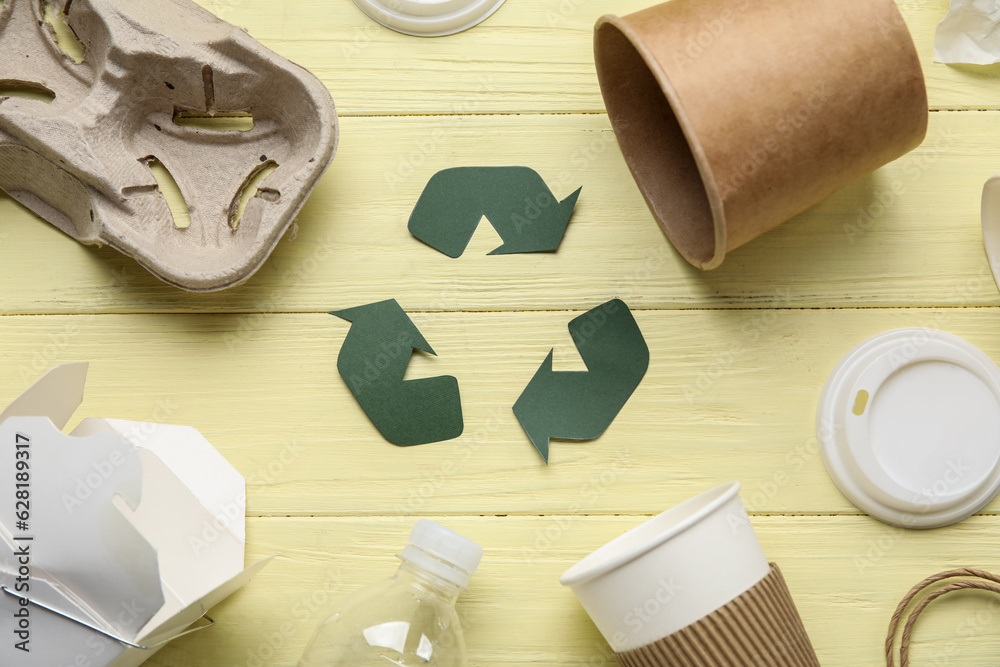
[817,328,1000,529]
[351,0,506,37]
[400,519,483,588]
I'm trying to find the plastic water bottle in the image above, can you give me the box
[297,520,483,666]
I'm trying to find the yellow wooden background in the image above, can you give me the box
[3,0,1000,664]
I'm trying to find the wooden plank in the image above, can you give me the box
[1,111,999,314]
[0,3,995,667]
[145,514,1000,666]
[4,307,1000,516]
[191,0,999,115]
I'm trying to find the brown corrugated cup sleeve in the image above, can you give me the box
[615,564,820,667]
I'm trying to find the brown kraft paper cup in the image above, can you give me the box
[615,564,820,667]
[594,0,928,270]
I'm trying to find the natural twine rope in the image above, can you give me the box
[885,568,1000,666]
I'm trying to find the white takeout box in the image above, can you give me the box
[0,363,270,666]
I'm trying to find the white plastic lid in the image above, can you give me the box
[352,0,506,37]
[400,519,483,588]
[817,328,1000,529]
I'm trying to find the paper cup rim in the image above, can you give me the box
[983,174,1000,295]
[594,13,728,269]
[560,481,742,586]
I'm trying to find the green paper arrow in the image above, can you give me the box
[513,299,649,463]
[408,166,582,258]
[333,300,463,447]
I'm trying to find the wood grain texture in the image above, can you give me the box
[1,1,999,666]
[2,308,1000,518]
[144,515,1000,667]
[1,112,999,314]
[188,0,998,115]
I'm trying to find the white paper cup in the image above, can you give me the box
[560,482,769,652]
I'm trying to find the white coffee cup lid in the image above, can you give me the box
[352,0,507,37]
[817,328,1000,529]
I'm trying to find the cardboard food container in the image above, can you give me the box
[0,364,271,666]
[561,482,819,666]
[594,0,928,269]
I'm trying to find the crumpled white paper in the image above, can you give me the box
[935,0,1000,65]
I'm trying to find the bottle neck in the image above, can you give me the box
[394,560,463,604]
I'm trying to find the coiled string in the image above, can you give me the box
[886,568,1000,666]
